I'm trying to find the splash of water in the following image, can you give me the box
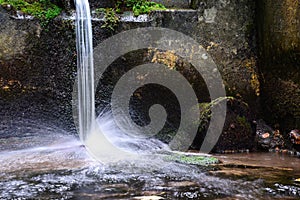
[75,0,95,142]
[73,0,171,163]
[74,0,134,162]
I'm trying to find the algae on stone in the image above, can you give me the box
[166,153,219,166]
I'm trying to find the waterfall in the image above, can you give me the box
[75,0,95,142]
[73,0,170,163]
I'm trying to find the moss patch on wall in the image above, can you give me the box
[0,0,61,22]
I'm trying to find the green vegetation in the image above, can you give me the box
[236,115,251,130]
[166,153,219,166]
[96,8,120,31]
[125,0,166,16]
[0,0,61,24]
[97,0,166,30]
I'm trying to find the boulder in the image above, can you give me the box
[255,119,285,151]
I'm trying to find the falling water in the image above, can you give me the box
[73,0,170,161]
[75,0,95,142]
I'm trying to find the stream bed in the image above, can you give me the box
[1,121,300,200]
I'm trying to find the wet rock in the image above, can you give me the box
[1,3,12,11]
[272,183,300,197]
[149,1,259,113]
[0,8,77,132]
[57,0,74,14]
[88,0,116,10]
[289,129,300,152]
[255,119,285,151]
[190,97,256,153]
[271,130,285,150]
[257,0,300,134]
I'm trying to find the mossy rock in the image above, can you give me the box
[165,152,219,166]
[190,97,256,153]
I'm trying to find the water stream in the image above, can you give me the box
[75,0,95,142]
[1,132,300,200]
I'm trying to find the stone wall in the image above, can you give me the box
[0,7,77,133]
[0,0,258,136]
[257,0,300,132]
[150,0,259,112]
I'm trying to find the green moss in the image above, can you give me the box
[236,115,251,130]
[96,1,166,30]
[126,0,166,16]
[193,97,228,133]
[166,153,219,166]
[0,0,61,23]
[96,8,120,31]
